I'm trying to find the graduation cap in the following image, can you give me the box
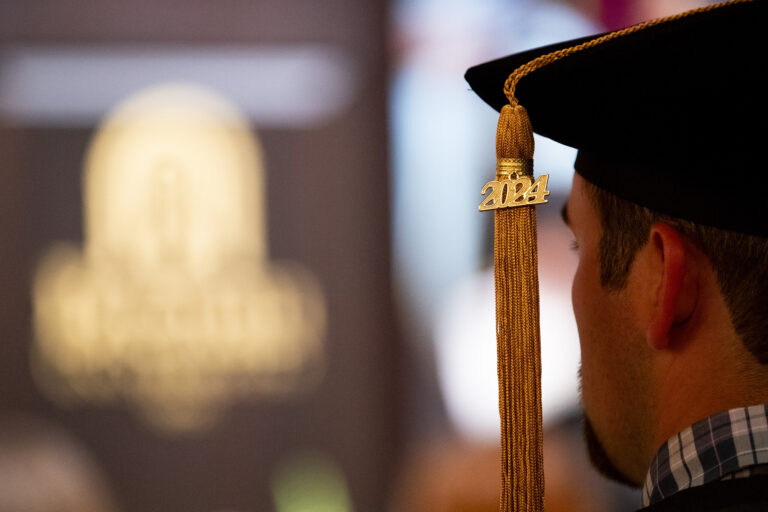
[464,0,763,510]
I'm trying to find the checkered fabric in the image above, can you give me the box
[642,404,768,507]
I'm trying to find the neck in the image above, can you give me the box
[649,296,768,457]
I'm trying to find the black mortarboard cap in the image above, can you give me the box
[466,0,767,237]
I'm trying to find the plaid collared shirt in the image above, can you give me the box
[642,404,768,507]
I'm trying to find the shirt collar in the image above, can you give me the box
[642,404,768,507]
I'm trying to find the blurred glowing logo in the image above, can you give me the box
[32,84,326,432]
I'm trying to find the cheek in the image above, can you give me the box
[571,256,609,402]
[571,255,640,420]
[571,258,599,349]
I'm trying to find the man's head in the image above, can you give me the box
[466,0,768,493]
[564,170,768,486]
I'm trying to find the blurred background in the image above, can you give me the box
[0,1,712,511]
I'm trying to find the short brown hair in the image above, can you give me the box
[586,180,768,364]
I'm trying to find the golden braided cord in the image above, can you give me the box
[503,0,754,105]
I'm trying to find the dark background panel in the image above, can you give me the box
[0,1,401,511]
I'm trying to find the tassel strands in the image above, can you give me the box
[484,5,751,511]
[492,104,544,512]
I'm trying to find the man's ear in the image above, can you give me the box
[646,223,697,350]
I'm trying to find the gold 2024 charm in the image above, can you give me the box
[478,173,550,211]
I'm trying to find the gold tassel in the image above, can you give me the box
[480,4,747,512]
[493,104,544,512]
